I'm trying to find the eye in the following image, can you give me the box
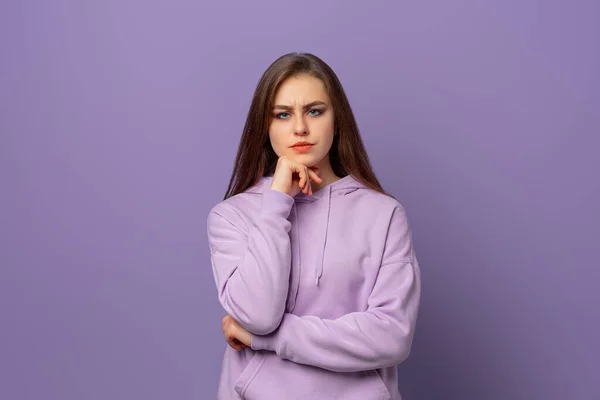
[308,108,323,116]
[275,112,290,119]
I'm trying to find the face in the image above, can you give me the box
[268,74,335,168]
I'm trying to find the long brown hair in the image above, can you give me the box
[223,52,388,200]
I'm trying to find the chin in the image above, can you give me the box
[286,152,309,161]
[292,154,324,168]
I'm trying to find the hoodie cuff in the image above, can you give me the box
[251,333,276,352]
[261,189,295,219]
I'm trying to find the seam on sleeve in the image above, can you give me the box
[211,211,247,236]
[380,259,413,267]
[209,211,247,255]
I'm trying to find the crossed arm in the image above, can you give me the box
[210,200,421,372]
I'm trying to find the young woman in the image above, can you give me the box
[207,52,421,400]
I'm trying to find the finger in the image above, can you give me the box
[222,315,232,327]
[227,339,243,351]
[231,340,244,351]
[303,168,311,193]
[297,168,305,194]
[225,324,240,343]
[225,329,246,351]
[298,167,306,189]
[307,169,322,183]
[225,331,236,344]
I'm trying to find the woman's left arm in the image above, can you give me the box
[251,206,422,373]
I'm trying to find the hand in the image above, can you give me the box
[222,315,252,351]
[270,156,322,197]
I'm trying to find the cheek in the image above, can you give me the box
[313,118,335,147]
[268,127,285,156]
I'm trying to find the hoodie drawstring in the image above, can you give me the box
[314,184,332,285]
[254,174,359,288]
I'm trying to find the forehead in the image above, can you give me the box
[274,74,329,102]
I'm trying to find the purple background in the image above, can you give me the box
[1,1,598,399]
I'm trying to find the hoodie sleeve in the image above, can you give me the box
[250,205,421,372]
[207,189,295,335]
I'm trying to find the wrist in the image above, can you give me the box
[269,183,286,194]
[250,333,275,352]
[261,188,294,218]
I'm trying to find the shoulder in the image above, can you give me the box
[350,187,408,219]
[355,190,415,262]
[207,190,263,233]
[347,188,413,247]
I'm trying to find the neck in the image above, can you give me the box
[311,158,340,192]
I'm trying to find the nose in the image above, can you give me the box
[294,115,309,136]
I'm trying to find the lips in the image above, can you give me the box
[292,142,313,148]
[291,143,314,153]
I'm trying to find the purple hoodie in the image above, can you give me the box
[207,174,421,400]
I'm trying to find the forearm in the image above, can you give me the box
[209,189,295,334]
[252,261,421,372]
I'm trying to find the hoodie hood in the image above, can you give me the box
[247,174,366,285]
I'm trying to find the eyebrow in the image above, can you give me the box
[273,101,328,111]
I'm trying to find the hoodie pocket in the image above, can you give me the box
[234,352,390,400]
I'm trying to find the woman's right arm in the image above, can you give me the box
[207,189,295,335]
[208,157,320,335]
